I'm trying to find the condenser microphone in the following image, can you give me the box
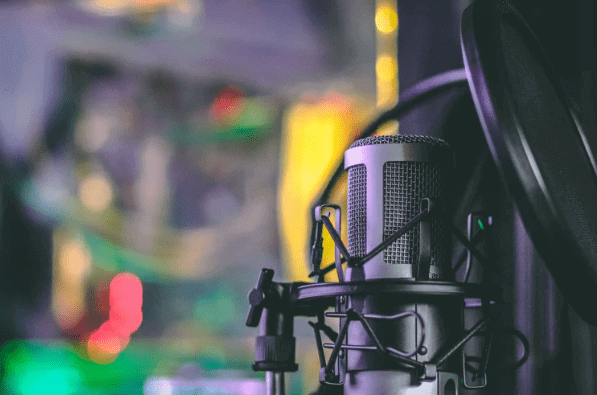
[341,135,462,395]
[345,135,455,282]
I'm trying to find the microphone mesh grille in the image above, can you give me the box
[348,164,367,258]
[383,161,449,267]
[349,135,451,149]
[347,135,452,274]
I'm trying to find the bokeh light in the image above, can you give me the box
[1,341,83,395]
[109,273,144,334]
[78,0,130,16]
[79,0,179,16]
[0,1,386,392]
[376,54,398,82]
[52,238,92,330]
[279,93,360,282]
[375,5,399,34]
[75,112,113,152]
[60,241,93,280]
[376,53,399,109]
[79,173,114,213]
[87,272,142,363]
[87,322,124,364]
[209,86,246,124]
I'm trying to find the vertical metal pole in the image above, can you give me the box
[266,371,285,395]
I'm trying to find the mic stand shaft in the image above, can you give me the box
[266,372,285,395]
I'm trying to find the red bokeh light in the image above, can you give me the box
[209,86,245,123]
[87,272,142,363]
[109,308,143,335]
[109,273,143,311]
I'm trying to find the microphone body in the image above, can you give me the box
[343,136,462,395]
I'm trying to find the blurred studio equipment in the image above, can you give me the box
[245,2,596,395]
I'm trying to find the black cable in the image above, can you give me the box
[438,213,496,272]
[435,316,492,367]
[493,327,530,371]
[452,231,485,272]
[314,68,468,208]
[309,257,347,278]
[465,327,530,372]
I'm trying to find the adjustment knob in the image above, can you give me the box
[246,268,275,327]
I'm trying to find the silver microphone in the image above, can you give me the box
[342,135,462,395]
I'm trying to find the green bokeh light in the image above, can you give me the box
[1,341,82,395]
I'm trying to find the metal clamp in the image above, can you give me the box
[415,198,433,280]
[315,204,344,282]
[462,351,487,389]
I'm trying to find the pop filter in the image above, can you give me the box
[461,1,597,324]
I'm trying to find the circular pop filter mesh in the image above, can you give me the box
[461,2,597,323]
[500,16,597,261]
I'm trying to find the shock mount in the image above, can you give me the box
[246,200,529,394]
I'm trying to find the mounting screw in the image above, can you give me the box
[418,346,428,356]
[339,296,346,305]
[245,268,275,327]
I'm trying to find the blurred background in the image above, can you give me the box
[0,0,594,394]
[0,1,380,393]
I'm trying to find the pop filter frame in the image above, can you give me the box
[461,1,597,324]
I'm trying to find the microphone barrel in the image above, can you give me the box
[345,135,454,281]
[344,293,463,395]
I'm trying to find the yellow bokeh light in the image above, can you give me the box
[79,173,114,213]
[87,333,122,364]
[133,0,177,11]
[375,5,398,34]
[90,0,128,9]
[82,0,130,15]
[279,96,359,282]
[60,241,92,281]
[376,55,398,82]
[377,75,398,108]
[52,237,92,330]
[80,0,178,16]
